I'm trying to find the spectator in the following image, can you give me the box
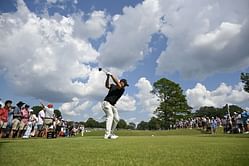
[241,110,249,134]
[202,117,207,130]
[17,104,30,137]
[23,109,37,139]
[9,101,25,138]
[30,110,38,137]
[36,107,45,137]
[40,103,55,138]
[235,113,243,133]
[80,125,85,136]
[41,103,54,128]
[0,100,12,138]
[211,117,217,134]
[6,105,14,137]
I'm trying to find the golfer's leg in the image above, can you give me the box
[102,101,114,136]
[111,106,120,134]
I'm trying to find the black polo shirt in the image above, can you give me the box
[104,84,125,106]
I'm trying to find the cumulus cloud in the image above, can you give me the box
[97,0,249,79]
[98,0,161,73]
[135,77,160,113]
[0,0,108,102]
[116,94,136,112]
[72,11,108,40]
[186,82,249,109]
[156,0,249,79]
[59,97,92,116]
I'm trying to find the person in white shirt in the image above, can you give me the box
[36,109,45,137]
[23,109,38,139]
[80,125,85,136]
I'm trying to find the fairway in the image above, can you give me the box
[1,130,249,166]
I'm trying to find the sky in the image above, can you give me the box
[0,0,249,124]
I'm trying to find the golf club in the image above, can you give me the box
[98,67,109,74]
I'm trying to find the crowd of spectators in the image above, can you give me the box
[1,98,249,138]
[0,99,84,139]
[175,112,249,134]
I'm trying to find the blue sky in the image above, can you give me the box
[0,0,249,123]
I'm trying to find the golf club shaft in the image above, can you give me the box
[99,67,109,74]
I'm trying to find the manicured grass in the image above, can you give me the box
[0,129,248,166]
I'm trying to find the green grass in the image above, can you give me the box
[1,129,249,166]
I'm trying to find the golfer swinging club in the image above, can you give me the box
[102,72,129,139]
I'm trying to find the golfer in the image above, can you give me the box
[102,72,129,139]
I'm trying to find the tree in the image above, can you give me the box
[127,122,136,130]
[195,106,218,117]
[54,109,62,118]
[137,121,149,130]
[85,118,98,128]
[117,119,127,129]
[194,105,245,118]
[152,78,190,129]
[221,104,244,116]
[31,106,43,116]
[241,72,249,93]
[98,121,106,128]
[148,117,161,130]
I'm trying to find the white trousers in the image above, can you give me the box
[23,122,32,137]
[102,101,120,135]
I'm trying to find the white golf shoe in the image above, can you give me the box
[110,134,119,139]
[104,134,119,139]
[104,134,110,139]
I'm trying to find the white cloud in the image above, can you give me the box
[96,0,249,79]
[98,0,161,73]
[156,0,249,79]
[72,11,108,40]
[116,94,136,112]
[59,97,92,116]
[0,0,108,102]
[191,22,241,51]
[135,77,160,113]
[186,82,249,109]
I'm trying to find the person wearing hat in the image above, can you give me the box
[9,101,25,138]
[102,72,129,139]
[17,104,30,137]
[40,102,55,137]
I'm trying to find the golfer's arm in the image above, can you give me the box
[105,75,110,89]
[110,75,122,89]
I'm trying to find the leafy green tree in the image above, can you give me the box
[137,121,149,130]
[241,72,249,93]
[117,119,127,129]
[127,122,136,130]
[97,121,106,128]
[54,109,62,118]
[152,78,190,129]
[148,117,161,130]
[31,106,43,116]
[85,118,98,128]
[221,105,244,116]
[195,106,218,117]
[194,105,245,118]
